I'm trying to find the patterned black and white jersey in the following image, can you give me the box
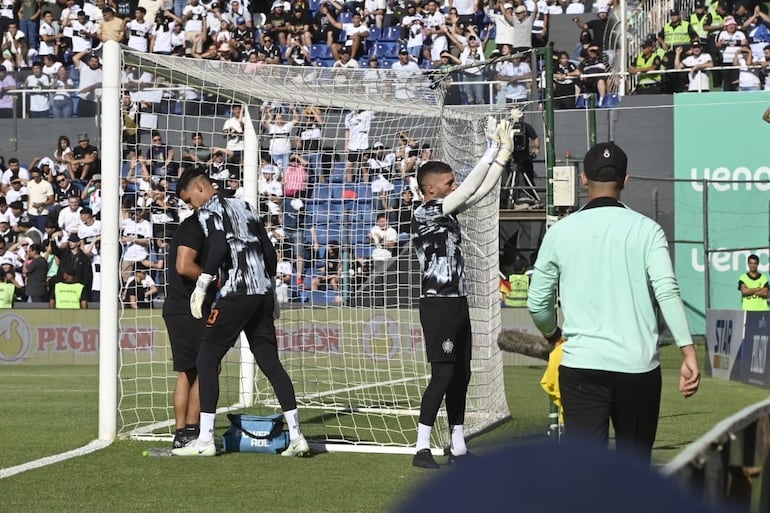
[196,195,273,297]
[411,198,466,298]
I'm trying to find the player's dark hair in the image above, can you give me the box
[176,167,210,193]
[748,254,760,264]
[416,160,453,194]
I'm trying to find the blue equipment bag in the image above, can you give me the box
[221,413,290,454]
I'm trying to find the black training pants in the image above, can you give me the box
[559,365,662,463]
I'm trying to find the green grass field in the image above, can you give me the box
[2,343,768,513]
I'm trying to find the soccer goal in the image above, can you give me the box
[99,41,510,453]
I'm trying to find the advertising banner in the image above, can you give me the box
[735,311,770,387]
[674,92,770,334]
[704,309,745,380]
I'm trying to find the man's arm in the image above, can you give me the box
[443,116,516,214]
[176,245,203,280]
[527,229,560,341]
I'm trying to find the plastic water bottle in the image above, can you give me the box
[143,448,172,457]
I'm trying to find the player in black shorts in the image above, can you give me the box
[172,169,309,457]
[162,215,210,448]
[410,113,519,469]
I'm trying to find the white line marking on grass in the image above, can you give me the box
[0,439,112,480]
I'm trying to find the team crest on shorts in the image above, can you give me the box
[442,338,454,354]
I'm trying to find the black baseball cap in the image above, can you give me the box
[583,142,627,182]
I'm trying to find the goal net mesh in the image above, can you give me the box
[114,47,509,451]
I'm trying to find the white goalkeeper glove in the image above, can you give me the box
[484,115,499,149]
[495,118,514,162]
[190,273,214,319]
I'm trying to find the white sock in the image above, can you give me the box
[284,408,302,440]
[198,412,216,443]
[450,425,467,456]
[416,423,432,451]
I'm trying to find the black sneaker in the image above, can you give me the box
[412,449,439,469]
[172,429,186,449]
[172,429,198,449]
[446,451,475,466]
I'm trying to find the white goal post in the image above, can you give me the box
[99,40,510,453]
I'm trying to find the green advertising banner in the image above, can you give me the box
[674,92,770,334]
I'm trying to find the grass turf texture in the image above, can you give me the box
[2,342,767,513]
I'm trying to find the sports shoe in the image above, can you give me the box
[281,436,310,457]
[171,438,216,457]
[446,450,475,466]
[172,429,188,449]
[412,448,439,469]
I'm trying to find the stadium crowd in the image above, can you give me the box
[0,101,440,307]
[5,0,768,116]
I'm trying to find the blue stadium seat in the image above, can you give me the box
[313,182,334,200]
[330,161,347,183]
[338,12,353,23]
[316,58,337,67]
[310,43,332,59]
[356,182,376,208]
[308,0,322,13]
[367,26,382,41]
[380,58,398,69]
[330,182,345,199]
[375,42,399,58]
[309,290,341,304]
[381,25,400,41]
[354,243,373,259]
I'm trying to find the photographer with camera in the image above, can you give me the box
[501,110,541,210]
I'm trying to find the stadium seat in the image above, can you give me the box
[356,182,376,208]
[310,43,332,59]
[330,182,345,199]
[354,242,373,259]
[316,58,337,67]
[330,161,347,183]
[313,182,334,200]
[381,25,400,41]
[375,42,399,58]
[367,26,382,41]
[338,12,353,23]
[308,0,322,13]
[380,58,398,69]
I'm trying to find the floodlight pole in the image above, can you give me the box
[535,44,556,221]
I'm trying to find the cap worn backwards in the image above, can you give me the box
[582,142,627,183]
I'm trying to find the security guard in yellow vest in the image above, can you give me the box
[703,1,728,87]
[630,39,662,93]
[739,254,769,311]
[504,258,530,307]
[0,281,14,308]
[505,273,530,307]
[49,269,88,309]
[689,0,709,44]
[657,8,699,93]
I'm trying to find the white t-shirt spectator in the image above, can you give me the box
[121,218,153,261]
[127,18,152,52]
[681,53,712,92]
[498,60,531,101]
[24,73,51,113]
[267,121,295,156]
[345,110,373,151]
[370,223,398,260]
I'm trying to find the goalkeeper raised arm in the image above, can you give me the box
[410,113,519,469]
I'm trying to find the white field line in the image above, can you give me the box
[0,439,112,480]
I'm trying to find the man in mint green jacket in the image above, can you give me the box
[527,142,700,463]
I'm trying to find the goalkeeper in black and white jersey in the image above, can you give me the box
[410,113,519,469]
[172,169,309,457]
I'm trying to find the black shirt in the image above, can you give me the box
[162,215,209,316]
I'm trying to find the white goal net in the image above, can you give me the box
[104,42,509,452]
